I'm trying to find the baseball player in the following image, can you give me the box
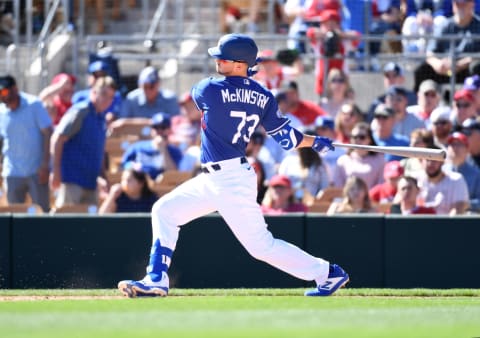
[118,34,349,297]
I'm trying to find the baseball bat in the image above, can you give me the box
[332,142,446,161]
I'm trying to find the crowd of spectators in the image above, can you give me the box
[1,0,480,216]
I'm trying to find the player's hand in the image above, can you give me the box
[312,136,334,153]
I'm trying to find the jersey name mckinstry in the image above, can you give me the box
[221,88,269,109]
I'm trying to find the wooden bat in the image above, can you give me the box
[332,142,446,161]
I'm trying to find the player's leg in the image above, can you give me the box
[216,167,348,296]
[118,174,216,297]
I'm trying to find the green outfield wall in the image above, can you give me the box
[1,214,479,289]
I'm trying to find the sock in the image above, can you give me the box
[146,238,173,282]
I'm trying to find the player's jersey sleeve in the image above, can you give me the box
[192,76,289,163]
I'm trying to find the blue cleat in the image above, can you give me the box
[118,274,169,298]
[304,264,349,297]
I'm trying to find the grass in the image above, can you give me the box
[0,289,479,338]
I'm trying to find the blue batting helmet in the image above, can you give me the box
[208,34,258,67]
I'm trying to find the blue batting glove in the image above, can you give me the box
[312,136,335,153]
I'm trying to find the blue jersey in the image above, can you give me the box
[192,76,288,163]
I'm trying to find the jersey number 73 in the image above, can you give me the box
[230,111,260,144]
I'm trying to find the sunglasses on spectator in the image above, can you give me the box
[374,115,390,120]
[455,102,471,109]
[351,134,367,141]
[331,77,346,84]
[433,120,450,126]
[424,91,437,97]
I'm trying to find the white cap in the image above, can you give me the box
[430,106,451,124]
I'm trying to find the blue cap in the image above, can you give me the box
[386,85,408,97]
[383,62,404,76]
[138,66,159,85]
[0,75,15,90]
[208,34,258,67]
[88,60,109,74]
[151,112,171,128]
[314,116,334,130]
[464,75,480,91]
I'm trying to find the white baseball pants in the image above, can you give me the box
[151,157,329,283]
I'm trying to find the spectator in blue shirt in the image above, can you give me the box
[72,60,122,124]
[0,75,52,211]
[121,112,183,181]
[50,76,117,208]
[98,166,158,214]
[109,66,180,137]
[371,104,409,162]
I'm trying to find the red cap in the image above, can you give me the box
[453,89,475,102]
[51,73,76,85]
[447,132,469,146]
[384,161,404,179]
[269,174,292,189]
[318,9,341,23]
[257,49,276,62]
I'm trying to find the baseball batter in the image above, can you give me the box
[118,34,349,297]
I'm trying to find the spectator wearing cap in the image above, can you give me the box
[72,60,122,123]
[283,0,344,54]
[444,131,480,212]
[253,49,302,91]
[452,88,477,130]
[39,73,76,126]
[314,115,346,177]
[260,174,308,215]
[367,62,417,120]
[121,112,183,181]
[306,8,361,96]
[407,79,441,126]
[429,106,453,147]
[413,0,480,92]
[111,66,180,136]
[461,116,480,169]
[169,92,202,153]
[389,176,436,215]
[385,85,425,139]
[50,76,117,209]
[369,160,404,204]
[417,145,469,215]
[463,74,480,113]
[333,121,385,190]
[120,66,180,119]
[371,104,409,162]
[280,80,328,129]
[0,75,52,211]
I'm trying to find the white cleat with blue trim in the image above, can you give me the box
[118,273,169,298]
[304,264,349,296]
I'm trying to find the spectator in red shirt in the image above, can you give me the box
[261,174,308,215]
[39,73,76,126]
[369,160,404,204]
[281,81,327,129]
[306,9,360,96]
